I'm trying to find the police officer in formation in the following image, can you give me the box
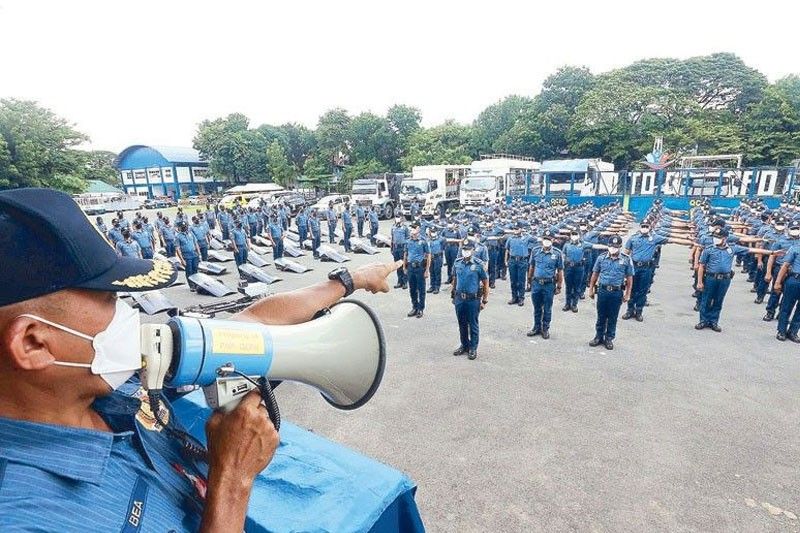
[190,215,211,261]
[341,201,354,253]
[115,228,142,258]
[231,219,251,268]
[175,221,201,290]
[404,224,431,318]
[391,216,410,289]
[309,209,322,259]
[773,220,800,342]
[526,230,563,339]
[368,206,380,245]
[587,235,633,350]
[131,221,155,259]
[451,238,489,360]
[426,227,446,294]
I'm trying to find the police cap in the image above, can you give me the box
[608,235,623,247]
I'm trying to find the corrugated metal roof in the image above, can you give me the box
[540,159,590,173]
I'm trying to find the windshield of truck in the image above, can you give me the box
[401,179,430,195]
[463,177,496,191]
[352,184,377,195]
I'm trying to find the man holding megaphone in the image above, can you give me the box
[0,188,401,533]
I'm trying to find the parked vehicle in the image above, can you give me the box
[311,194,351,220]
[401,165,468,218]
[350,173,406,219]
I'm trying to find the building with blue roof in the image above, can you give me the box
[115,145,225,200]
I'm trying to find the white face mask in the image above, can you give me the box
[395,218,402,225]
[570,235,580,242]
[608,247,620,255]
[542,239,553,248]
[579,225,587,231]
[462,250,473,260]
[640,227,650,235]
[713,237,724,246]
[19,299,142,391]
[775,225,785,232]
[789,229,800,238]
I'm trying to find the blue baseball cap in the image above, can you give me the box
[0,188,177,306]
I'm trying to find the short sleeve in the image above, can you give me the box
[624,237,633,251]
[699,248,710,265]
[625,259,634,277]
[477,265,488,281]
[592,256,602,273]
[785,247,798,264]
[556,252,564,269]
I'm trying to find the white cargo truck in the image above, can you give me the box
[460,155,540,209]
[400,165,469,218]
[350,173,406,219]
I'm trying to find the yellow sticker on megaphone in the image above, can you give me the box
[211,329,265,355]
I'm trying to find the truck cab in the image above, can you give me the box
[460,156,540,210]
[350,174,405,219]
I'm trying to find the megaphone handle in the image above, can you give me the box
[257,377,281,431]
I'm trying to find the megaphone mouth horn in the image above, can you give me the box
[322,298,387,410]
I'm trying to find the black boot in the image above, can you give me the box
[517,300,524,307]
[621,310,633,320]
[453,346,468,356]
[694,322,707,330]
[787,333,800,344]
[604,339,614,350]
[426,287,435,293]
[710,323,722,333]
[508,298,517,305]
[541,329,550,340]
[527,327,541,337]
[589,337,603,347]
[571,305,578,313]
[754,296,764,304]
[763,311,775,322]
[635,311,643,322]
[468,348,477,360]
[776,332,787,341]
[562,305,571,312]
[407,308,417,317]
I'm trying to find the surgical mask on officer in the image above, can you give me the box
[775,225,785,232]
[411,230,420,239]
[713,237,724,246]
[18,299,142,391]
[462,249,473,260]
[570,234,580,242]
[640,226,650,235]
[542,239,553,248]
[608,246,620,256]
[579,225,587,231]
[789,229,800,238]
[395,217,402,226]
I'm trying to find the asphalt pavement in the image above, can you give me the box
[122,214,799,533]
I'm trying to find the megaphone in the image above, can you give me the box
[140,299,386,414]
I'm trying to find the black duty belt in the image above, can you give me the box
[456,292,479,300]
[705,272,734,280]
[600,285,623,291]
[510,256,527,261]
[408,262,424,268]
[565,261,585,268]
[432,253,443,258]
[533,277,554,285]
[789,272,800,280]
[634,260,655,268]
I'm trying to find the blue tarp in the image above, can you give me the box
[540,159,590,173]
[172,391,425,533]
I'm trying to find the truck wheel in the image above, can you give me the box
[382,204,394,220]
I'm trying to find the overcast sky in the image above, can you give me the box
[1,0,798,153]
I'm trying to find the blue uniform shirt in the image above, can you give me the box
[218,211,232,229]
[232,226,249,247]
[454,258,487,295]
[368,210,379,225]
[563,240,593,264]
[97,221,108,235]
[356,205,365,220]
[131,230,153,252]
[309,217,321,235]
[406,238,430,263]
[770,236,798,266]
[783,244,800,274]
[115,239,141,258]
[0,382,204,532]
[108,227,124,244]
[190,223,209,246]
[296,212,308,229]
[326,209,337,224]
[391,225,410,246]
[176,231,198,259]
[428,237,445,255]
[593,252,634,286]
[160,226,176,243]
[342,210,353,227]
[699,244,750,274]
[506,235,530,258]
[529,246,564,278]
[268,222,283,239]
[117,218,130,230]
[625,233,668,262]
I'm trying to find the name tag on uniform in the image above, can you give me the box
[121,476,149,532]
[470,264,476,271]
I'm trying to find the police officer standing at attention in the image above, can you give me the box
[95,216,109,241]
[588,235,633,350]
[368,206,380,245]
[115,228,142,259]
[231,219,251,269]
[505,224,530,306]
[267,215,284,260]
[341,201,354,253]
[107,218,124,246]
[176,221,201,291]
[190,215,211,261]
[427,228,446,294]
[131,221,155,259]
[442,221,462,284]
[218,206,232,241]
[695,229,777,332]
[452,239,489,360]
[773,225,800,342]
[562,229,595,312]
[391,216,410,289]
[296,207,309,247]
[326,201,338,243]
[404,224,431,318]
[160,217,177,258]
[355,203,366,238]
[309,209,322,259]
[526,231,563,339]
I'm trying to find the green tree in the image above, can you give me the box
[472,95,533,154]
[275,123,317,173]
[401,120,475,169]
[340,159,389,192]
[266,140,295,187]
[347,112,399,170]
[81,150,119,185]
[193,113,268,183]
[742,85,800,166]
[0,99,89,193]
[316,108,351,164]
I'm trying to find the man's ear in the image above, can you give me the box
[1,317,55,370]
